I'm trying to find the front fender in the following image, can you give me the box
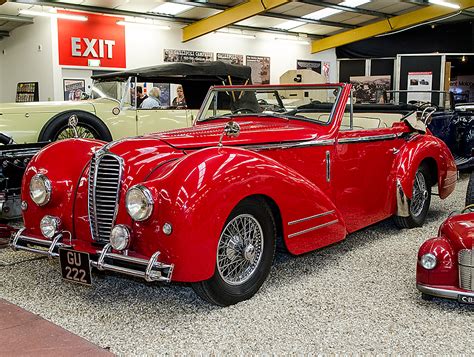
[22,138,104,237]
[132,147,346,282]
[417,236,457,287]
[394,134,456,202]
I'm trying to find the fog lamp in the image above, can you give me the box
[40,215,60,239]
[126,185,154,221]
[110,224,130,251]
[420,253,437,270]
[29,174,51,206]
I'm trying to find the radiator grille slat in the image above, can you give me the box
[458,249,473,291]
[88,153,122,243]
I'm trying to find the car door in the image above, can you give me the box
[136,108,191,135]
[333,114,405,233]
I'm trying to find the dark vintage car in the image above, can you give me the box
[0,61,251,220]
[11,83,456,306]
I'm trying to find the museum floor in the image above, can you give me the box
[1,175,472,355]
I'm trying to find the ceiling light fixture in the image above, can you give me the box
[272,20,304,30]
[428,0,460,9]
[150,3,194,15]
[215,30,256,39]
[303,0,370,20]
[19,9,88,21]
[116,20,170,30]
[274,37,310,45]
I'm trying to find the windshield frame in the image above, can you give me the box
[91,77,136,109]
[195,84,344,125]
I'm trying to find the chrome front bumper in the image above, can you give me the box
[417,283,474,301]
[10,229,174,283]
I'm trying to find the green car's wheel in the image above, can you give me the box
[38,111,112,142]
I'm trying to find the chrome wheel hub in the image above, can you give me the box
[217,214,264,285]
[411,171,428,217]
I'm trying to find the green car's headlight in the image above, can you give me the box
[29,174,52,206]
[126,185,153,221]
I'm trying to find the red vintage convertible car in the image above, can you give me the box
[417,174,473,304]
[11,84,457,306]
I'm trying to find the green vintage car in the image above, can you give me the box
[0,61,251,143]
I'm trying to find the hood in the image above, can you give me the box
[0,98,116,115]
[149,117,324,149]
[440,212,474,251]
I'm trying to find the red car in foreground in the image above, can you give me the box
[417,174,473,304]
[11,84,456,306]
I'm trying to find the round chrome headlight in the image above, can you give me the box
[420,253,437,270]
[110,224,130,251]
[29,174,51,206]
[125,185,154,221]
[40,215,60,239]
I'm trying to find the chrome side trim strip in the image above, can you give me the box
[338,133,398,144]
[288,210,335,226]
[326,150,330,182]
[417,283,474,300]
[242,139,335,151]
[288,219,339,238]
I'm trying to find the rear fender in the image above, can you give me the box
[21,139,104,236]
[135,147,346,282]
[394,135,456,216]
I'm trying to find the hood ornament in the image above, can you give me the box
[218,121,240,148]
[68,114,79,138]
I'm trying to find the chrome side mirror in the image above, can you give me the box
[218,121,240,147]
[68,114,79,138]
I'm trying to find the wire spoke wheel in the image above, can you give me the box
[411,170,428,217]
[56,125,96,140]
[217,214,264,285]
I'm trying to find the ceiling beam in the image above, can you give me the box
[9,0,325,38]
[311,0,474,53]
[182,0,291,42]
[0,14,34,23]
[298,0,390,18]
[169,0,357,29]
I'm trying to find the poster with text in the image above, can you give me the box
[246,55,270,84]
[407,71,433,103]
[164,49,213,63]
[449,75,474,103]
[297,60,322,74]
[63,79,86,101]
[217,53,244,65]
[350,75,391,103]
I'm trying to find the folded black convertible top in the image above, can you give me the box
[92,61,252,82]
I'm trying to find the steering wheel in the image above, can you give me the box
[231,107,254,114]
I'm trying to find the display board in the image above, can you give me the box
[217,53,244,65]
[297,60,322,74]
[407,72,433,103]
[16,82,39,102]
[399,55,442,105]
[339,60,365,83]
[350,75,391,103]
[246,55,270,84]
[164,49,213,63]
[63,79,86,101]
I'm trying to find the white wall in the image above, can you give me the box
[0,16,55,102]
[125,24,337,84]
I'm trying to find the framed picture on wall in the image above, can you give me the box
[246,55,270,84]
[63,79,86,101]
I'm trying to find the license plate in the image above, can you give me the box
[59,248,92,286]
[457,294,474,305]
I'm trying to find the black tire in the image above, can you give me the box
[192,197,276,306]
[38,111,112,142]
[466,172,474,206]
[394,163,432,229]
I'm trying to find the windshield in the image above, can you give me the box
[91,80,132,106]
[197,85,342,124]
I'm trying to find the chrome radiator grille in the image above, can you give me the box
[458,249,473,291]
[88,153,122,242]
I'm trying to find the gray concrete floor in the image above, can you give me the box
[1,174,472,355]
